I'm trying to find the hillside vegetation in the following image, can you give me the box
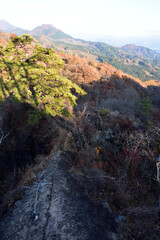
[0,34,160,239]
[53,40,160,82]
[1,20,160,82]
[30,25,160,82]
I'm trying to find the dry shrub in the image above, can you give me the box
[99,87,141,119]
[62,61,99,84]
[0,154,50,219]
[112,70,124,79]
[71,112,160,239]
[101,125,160,239]
[59,53,120,85]
[20,154,50,185]
[97,62,117,77]
[119,207,160,240]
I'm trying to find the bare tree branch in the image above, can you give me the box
[0,129,9,144]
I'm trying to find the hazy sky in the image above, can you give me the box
[1,0,160,37]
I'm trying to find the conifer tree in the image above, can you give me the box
[0,34,86,117]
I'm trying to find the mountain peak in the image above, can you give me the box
[122,44,136,49]
[0,19,16,31]
[31,24,58,33]
[0,20,72,43]
[42,24,58,28]
[30,24,72,39]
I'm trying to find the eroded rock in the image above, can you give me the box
[0,151,118,240]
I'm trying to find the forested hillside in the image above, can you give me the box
[1,20,160,82]
[53,40,160,82]
[0,34,160,239]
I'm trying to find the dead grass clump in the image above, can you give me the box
[0,154,50,219]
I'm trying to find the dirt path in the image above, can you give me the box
[0,151,117,240]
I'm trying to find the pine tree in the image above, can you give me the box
[0,34,86,118]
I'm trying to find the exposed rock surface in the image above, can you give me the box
[0,151,117,240]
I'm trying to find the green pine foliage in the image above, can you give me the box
[139,97,152,114]
[0,34,86,117]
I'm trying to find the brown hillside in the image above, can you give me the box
[0,31,16,46]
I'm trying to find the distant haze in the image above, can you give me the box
[73,33,160,52]
[1,0,160,37]
[1,18,160,52]
[1,0,160,51]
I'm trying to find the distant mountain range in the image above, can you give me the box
[30,24,72,40]
[1,19,160,82]
[0,20,71,40]
[0,19,30,35]
[121,44,159,59]
[81,34,160,53]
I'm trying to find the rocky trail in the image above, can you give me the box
[0,151,118,240]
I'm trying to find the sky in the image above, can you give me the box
[1,0,160,38]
